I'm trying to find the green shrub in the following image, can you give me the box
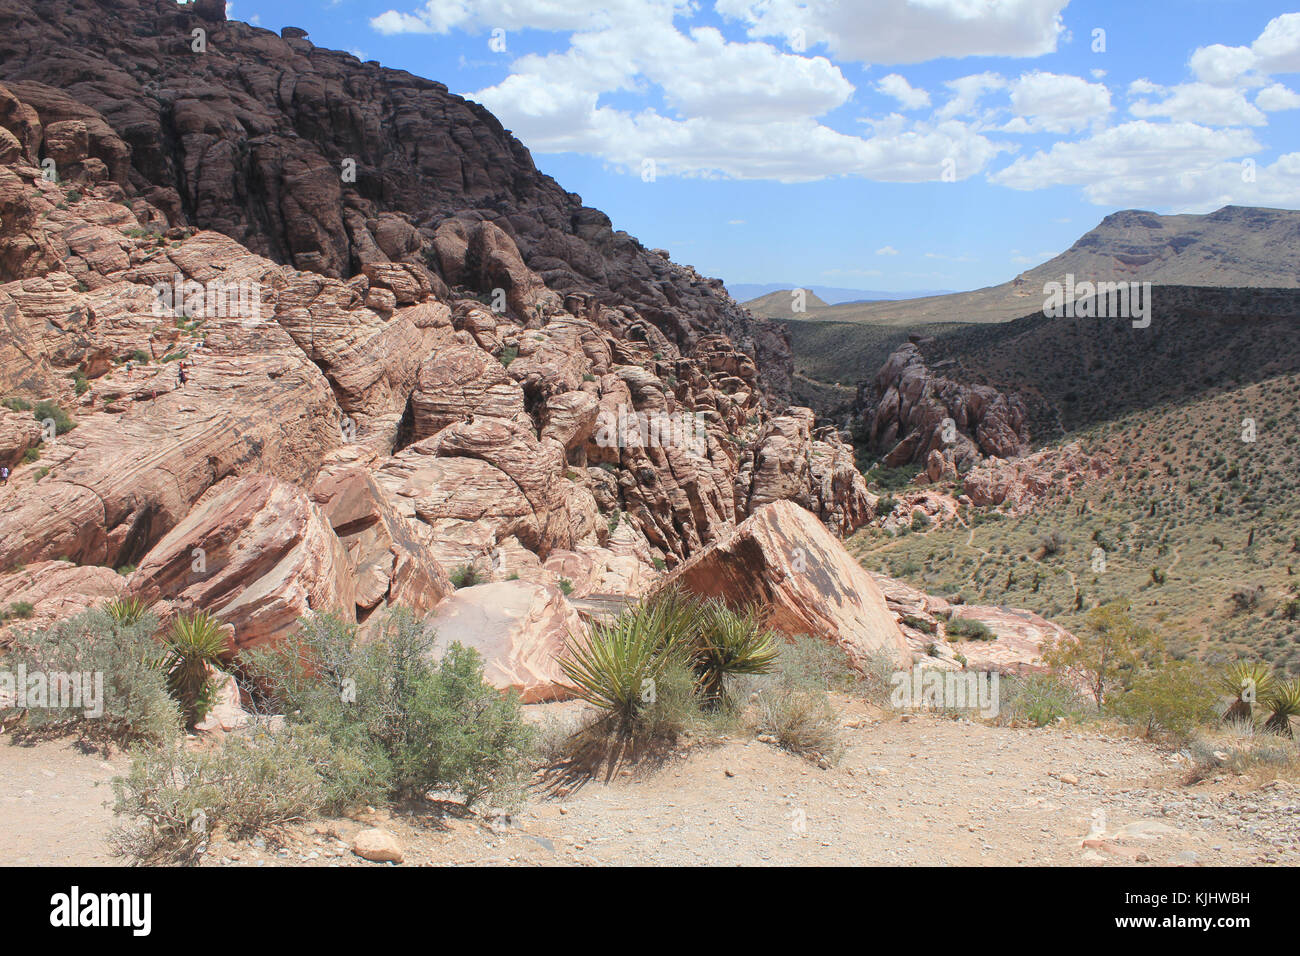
[558,578,574,596]
[449,564,482,589]
[1111,659,1218,741]
[162,611,228,728]
[21,447,39,464]
[946,617,995,641]
[242,610,536,809]
[499,345,519,368]
[901,614,936,635]
[996,672,1090,728]
[6,608,179,744]
[109,723,348,864]
[2,396,32,412]
[875,495,897,516]
[1,600,34,621]
[32,400,76,435]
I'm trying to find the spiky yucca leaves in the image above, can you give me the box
[105,596,150,627]
[560,588,703,728]
[694,601,779,707]
[1219,661,1277,724]
[1263,678,1300,738]
[163,611,228,727]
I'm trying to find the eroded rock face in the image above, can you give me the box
[962,442,1113,510]
[0,561,126,641]
[310,459,452,620]
[858,344,1029,470]
[128,475,356,650]
[426,581,582,703]
[0,42,960,677]
[0,1,791,399]
[666,500,913,668]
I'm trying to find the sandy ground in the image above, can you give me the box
[3,696,1296,868]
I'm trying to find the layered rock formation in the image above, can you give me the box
[0,28,877,683]
[856,344,1029,472]
[665,501,912,669]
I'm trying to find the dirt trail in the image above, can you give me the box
[9,695,1295,867]
[0,738,123,866]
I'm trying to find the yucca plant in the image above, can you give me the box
[163,611,228,727]
[105,596,150,627]
[1219,661,1276,724]
[694,601,779,707]
[559,590,701,729]
[1262,678,1300,738]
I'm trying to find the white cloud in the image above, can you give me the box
[1005,71,1111,132]
[1130,82,1266,127]
[462,2,1004,182]
[935,72,1006,121]
[877,74,930,110]
[371,0,677,34]
[1189,43,1260,86]
[1185,14,1300,86]
[989,121,1289,209]
[1257,82,1300,111]
[876,245,899,256]
[1253,13,1300,73]
[716,0,1068,65]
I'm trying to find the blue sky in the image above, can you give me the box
[221,1,1300,293]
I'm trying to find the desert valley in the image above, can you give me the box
[0,0,1296,888]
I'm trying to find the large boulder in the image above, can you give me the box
[859,344,1029,470]
[665,500,912,668]
[310,459,452,619]
[129,475,356,651]
[0,560,126,641]
[426,581,582,703]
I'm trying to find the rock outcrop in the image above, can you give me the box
[128,475,356,651]
[857,344,1029,471]
[426,581,582,703]
[666,500,912,668]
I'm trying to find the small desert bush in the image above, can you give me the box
[5,608,179,744]
[32,400,76,435]
[1185,721,1299,784]
[109,722,350,864]
[995,672,1090,728]
[946,617,996,641]
[1110,659,1218,742]
[449,564,482,589]
[732,635,846,764]
[242,609,536,810]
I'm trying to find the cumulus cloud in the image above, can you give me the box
[1257,82,1300,111]
[989,121,1288,209]
[715,0,1067,65]
[457,1,1004,181]
[877,74,931,110]
[1130,82,1267,127]
[1005,71,1111,132]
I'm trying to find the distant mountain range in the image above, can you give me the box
[762,205,1300,326]
[731,283,954,306]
